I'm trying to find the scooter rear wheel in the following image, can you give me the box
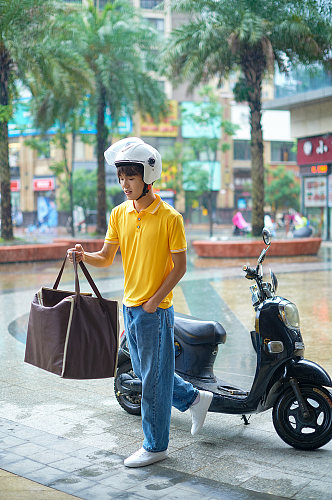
[114,361,142,416]
[272,385,332,450]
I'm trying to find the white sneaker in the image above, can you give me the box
[124,447,168,468]
[190,390,213,436]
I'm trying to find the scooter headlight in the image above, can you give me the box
[278,301,300,330]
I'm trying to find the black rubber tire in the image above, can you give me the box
[114,361,141,416]
[272,385,332,450]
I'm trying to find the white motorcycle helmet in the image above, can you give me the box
[104,137,162,184]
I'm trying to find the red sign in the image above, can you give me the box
[297,135,332,165]
[311,165,328,174]
[10,180,20,192]
[33,178,55,191]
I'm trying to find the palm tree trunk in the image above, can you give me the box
[208,191,213,238]
[96,83,107,235]
[242,47,265,237]
[69,131,76,238]
[0,47,13,240]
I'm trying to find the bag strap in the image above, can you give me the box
[78,261,104,301]
[53,253,105,307]
[53,256,67,290]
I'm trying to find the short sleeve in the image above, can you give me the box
[169,214,187,253]
[105,208,119,244]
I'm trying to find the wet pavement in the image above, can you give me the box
[0,229,332,499]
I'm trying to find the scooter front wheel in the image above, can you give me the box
[114,361,142,416]
[273,385,332,450]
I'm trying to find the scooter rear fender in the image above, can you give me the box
[285,359,332,387]
[117,346,130,367]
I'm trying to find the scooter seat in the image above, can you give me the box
[174,315,226,345]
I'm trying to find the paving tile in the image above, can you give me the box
[146,486,211,500]
[1,458,44,476]
[28,449,68,465]
[66,446,105,462]
[111,492,152,500]
[24,466,69,486]
[294,478,332,499]
[276,449,331,477]
[98,465,164,489]
[4,425,50,442]
[161,447,220,474]
[75,460,127,483]
[0,435,26,449]
[48,456,94,474]
[194,455,272,487]
[240,468,311,497]
[6,442,47,457]
[48,474,98,495]
[48,438,89,454]
[74,483,123,499]
[0,451,29,467]
[126,479,187,499]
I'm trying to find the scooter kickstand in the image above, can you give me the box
[241,415,251,425]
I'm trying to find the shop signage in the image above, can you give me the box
[181,101,221,139]
[301,164,329,175]
[140,100,178,137]
[9,97,132,137]
[10,180,20,192]
[33,178,55,191]
[297,135,332,165]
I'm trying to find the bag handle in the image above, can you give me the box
[53,256,67,290]
[53,253,105,307]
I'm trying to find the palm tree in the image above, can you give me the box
[77,1,167,234]
[164,0,332,236]
[0,0,89,240]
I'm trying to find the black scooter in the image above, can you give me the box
[114,229,332,450]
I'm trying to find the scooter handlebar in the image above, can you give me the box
[243,265,257,279]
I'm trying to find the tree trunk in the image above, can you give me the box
[242,47,265,237]
[96,83,107,235]
[69,131,76,238]
[208,191,213,238]
[0,47,13,240]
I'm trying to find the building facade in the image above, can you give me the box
[264,66,332,240]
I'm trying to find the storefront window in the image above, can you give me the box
[303,176,327,238]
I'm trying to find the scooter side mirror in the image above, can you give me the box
[262,227,271,246]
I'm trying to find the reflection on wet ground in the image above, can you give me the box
[1,243,332,385]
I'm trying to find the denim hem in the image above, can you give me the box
[185,388,199,411]
[143,446,168,453]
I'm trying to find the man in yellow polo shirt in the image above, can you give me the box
[68,137,212,468]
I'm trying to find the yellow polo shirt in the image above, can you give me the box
[105,194,187,309]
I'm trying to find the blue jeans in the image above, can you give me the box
[123,305,198,452]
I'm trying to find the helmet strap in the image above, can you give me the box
[136,183,151,201]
